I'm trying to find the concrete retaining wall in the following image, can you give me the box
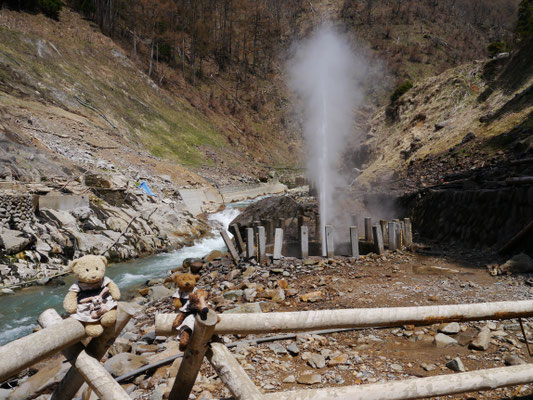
[179,183,287,216]
[38,195,89,211]
[402,185,533,252]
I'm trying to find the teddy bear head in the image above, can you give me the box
[189,289,210,320]
[172,273,200,293]
[71,255,108,284]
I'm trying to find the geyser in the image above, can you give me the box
[289,24,366,255]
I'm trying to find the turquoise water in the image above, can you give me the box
[0,198,258,345]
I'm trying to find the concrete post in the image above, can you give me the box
[300,226,309,259]
[267,219,275,244]
[380,220,388,245]
[373,225,384,255]
[246,228,255,259]
[350,226,359,259]
[257,226,267,264]
[395,222,402,249]
[388,222,397,251]
[273,228,283,265]
[325,225,334,258]
[403,218,413,247]
[364,217,373,242]
[221,231,240,264]
[230,224,245,255]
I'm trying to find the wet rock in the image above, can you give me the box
[300,291,323,302]
[446,357,465,372]
[433,333,458,347]
[104,353,149,377]
[0,230,32,255]
[438,322,460,334]
[504,354,526,366]
[297,372,322,385]
[469,327,491,351]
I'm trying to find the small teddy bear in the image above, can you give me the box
[63,255,120,337]
[171,273,211,350]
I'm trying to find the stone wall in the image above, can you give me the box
[401,185,533,252]
[0,191,35,229]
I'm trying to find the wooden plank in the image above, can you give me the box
[230,224,245,255]
[221,231,240,263]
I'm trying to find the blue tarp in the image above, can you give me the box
[139,181,156,196]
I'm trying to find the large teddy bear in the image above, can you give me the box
[63,255,120,337]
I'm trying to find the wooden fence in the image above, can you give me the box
[155,300,533,400]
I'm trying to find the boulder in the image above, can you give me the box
[148,285,174,301]
[469,327,491,351]
[433,333,458,347]
[438,322,461,334]
[446,357,465,372]
[0,230,32,255]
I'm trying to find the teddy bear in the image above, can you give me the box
[63,255,121,337]
[171,273,212,350]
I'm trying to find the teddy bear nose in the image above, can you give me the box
[185,282,190,286]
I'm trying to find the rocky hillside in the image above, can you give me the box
[0,9,298,187]
[354,35,533,190]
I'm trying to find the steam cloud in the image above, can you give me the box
[288,24,368,255]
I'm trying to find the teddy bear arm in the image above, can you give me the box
[64,291,79,314]
[107,281,121,300]
[173,298,183,309]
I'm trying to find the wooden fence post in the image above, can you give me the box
[168,310,218,400]
[48,302,136,400]
[38,309,130,400]
[230,224,245,255]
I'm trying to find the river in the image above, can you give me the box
[0,198,258,346]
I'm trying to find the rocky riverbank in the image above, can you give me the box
[0,173,289,292]
[4,242,533,399]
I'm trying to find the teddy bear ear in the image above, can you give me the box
[70,260,78,271]
[100,256,108,267]
[194,274,201,282]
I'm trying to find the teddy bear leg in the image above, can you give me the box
[179,329,191,351]
[85,322,104,337]
[172,312,186,329]
[101,309,117,327]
